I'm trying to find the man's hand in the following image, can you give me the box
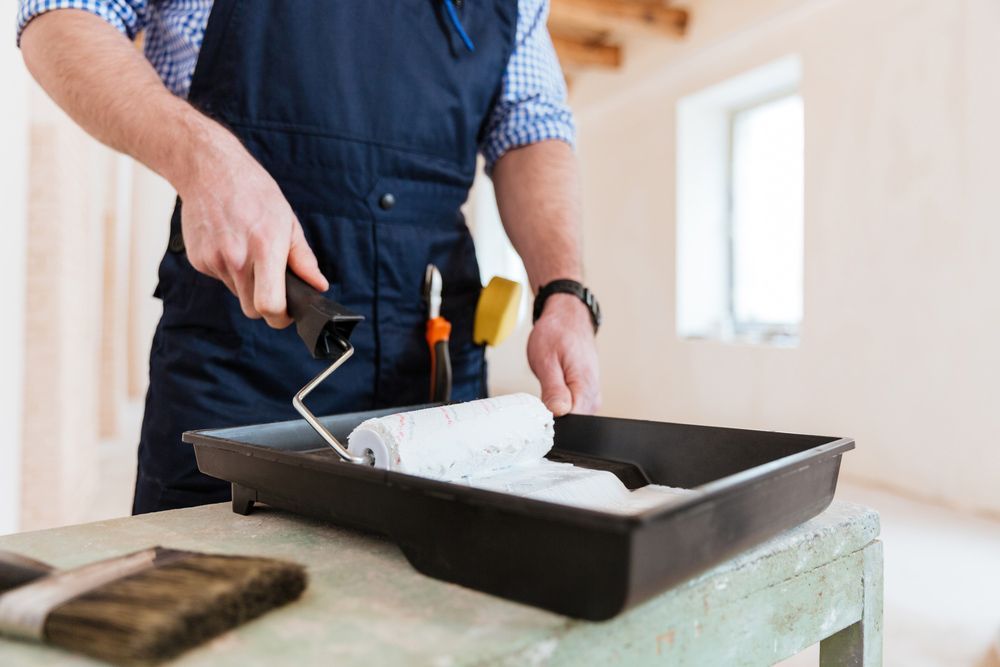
[491,140,599,416]
[20,9,327,330]
[528,294,601,416]
[177,126,328,329]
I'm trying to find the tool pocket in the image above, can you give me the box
[446,305,487,402]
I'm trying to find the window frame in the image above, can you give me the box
[724,89,804,343]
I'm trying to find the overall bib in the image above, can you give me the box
[134,0,517,514]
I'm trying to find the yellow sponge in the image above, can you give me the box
[474,277,523,346]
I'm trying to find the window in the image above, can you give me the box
[729,94,804,337]
[676,56,803,346]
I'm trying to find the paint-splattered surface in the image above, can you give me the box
[0,501,880,666]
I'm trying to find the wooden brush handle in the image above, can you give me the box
[0,551,54,593]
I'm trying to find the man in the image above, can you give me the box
[18,0,602,513]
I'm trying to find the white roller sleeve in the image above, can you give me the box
[347,393,554,481]
[346,393,696,514]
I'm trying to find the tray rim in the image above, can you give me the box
[183,411,854,525]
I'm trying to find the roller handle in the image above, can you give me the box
[285,271,365,360]
[0,551,53,594]
[427,317,452,403]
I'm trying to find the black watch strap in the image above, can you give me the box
[532,279,602,333]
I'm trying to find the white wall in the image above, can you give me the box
[488,0,1000,515]
[0,6,28,535]
[19,89,114,530]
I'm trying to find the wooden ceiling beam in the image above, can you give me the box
[551,33,622,69]
[550,0,688,38]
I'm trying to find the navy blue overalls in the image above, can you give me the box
[134,0,518,514]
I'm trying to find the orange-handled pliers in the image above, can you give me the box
[424,264,452,403]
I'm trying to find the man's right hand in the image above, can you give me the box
[20,9,328,330]
[175,124,329,329]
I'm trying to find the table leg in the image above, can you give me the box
[820,541,883,667]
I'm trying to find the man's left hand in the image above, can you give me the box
[527,294,601,417]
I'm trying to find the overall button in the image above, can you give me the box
[168,233,185,253]
[379,193,396,211]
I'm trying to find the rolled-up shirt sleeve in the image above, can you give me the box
[17,0,148,45]
[480,0,576,170]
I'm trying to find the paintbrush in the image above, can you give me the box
[0,546,307,665]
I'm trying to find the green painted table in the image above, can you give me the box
[0,501,882,666]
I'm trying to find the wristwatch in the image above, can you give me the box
[532,279,602,334]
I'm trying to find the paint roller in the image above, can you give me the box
[346,393,553,481]
[345,393,697,514]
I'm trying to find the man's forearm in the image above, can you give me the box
[20,9,227,193]
[21,9,330,325]
[491,140,584,291]
[494,140,599,415]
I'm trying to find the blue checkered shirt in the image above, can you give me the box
[16,0,574,168]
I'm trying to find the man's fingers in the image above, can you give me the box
[566,372,601,415]
[231,264,260,320]
[250,235,292,329]
[564,353,601,414]
[287,222,329,293]
[218,273,238,298]
[182,204,324,328]
[536,354,573,417]
[187,249,220,281]
[252,264,292,329]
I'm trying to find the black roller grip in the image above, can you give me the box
[285,271,364,360]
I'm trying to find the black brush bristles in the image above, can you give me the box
[41,554,307,666]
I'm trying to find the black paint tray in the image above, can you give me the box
[184,409,852,620]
